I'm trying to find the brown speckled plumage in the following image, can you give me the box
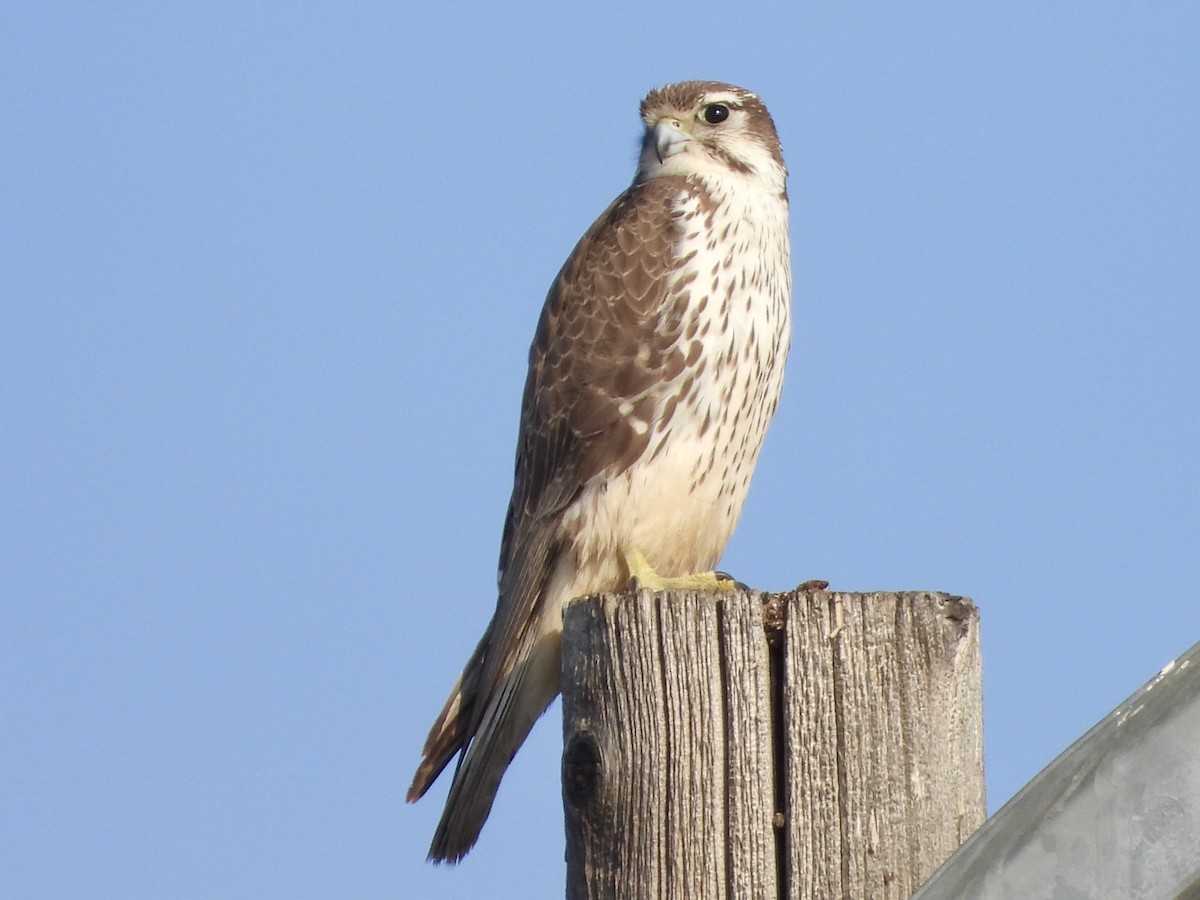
[408,81,791,863]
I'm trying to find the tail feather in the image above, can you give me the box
[408,631,490,804]
[406,671,467,804]
[419,633,562,863]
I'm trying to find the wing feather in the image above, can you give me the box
[410,175,702,818]
[476,175,693,725]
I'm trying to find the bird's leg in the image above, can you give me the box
[623,547,740,592]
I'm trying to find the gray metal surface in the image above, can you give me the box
[913,639,1200,900]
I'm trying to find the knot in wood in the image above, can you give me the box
[562,730,602,809]
[761,593,787,646]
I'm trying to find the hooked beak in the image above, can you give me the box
[651,119,690,163]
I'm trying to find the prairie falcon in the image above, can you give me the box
[408,81,791,863]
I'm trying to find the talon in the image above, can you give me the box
[715,571,749,591]
[622,546,741,592]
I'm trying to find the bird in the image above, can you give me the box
[407,80,791,863]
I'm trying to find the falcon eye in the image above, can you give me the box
[702,103,730,125]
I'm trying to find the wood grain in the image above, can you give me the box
[562,589,984,899]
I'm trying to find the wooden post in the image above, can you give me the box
[561,588,984,900]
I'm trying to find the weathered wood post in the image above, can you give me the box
[561,587,984,900]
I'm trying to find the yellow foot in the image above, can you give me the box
[623,547,741,592]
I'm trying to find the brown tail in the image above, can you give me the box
[406,670,469,804]
[408,634,561,863]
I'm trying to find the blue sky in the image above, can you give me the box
[3,3,1198,897]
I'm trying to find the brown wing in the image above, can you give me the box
[480,175,698,712]
[406,175,701,804]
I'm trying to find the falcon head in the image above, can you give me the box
[635,81,786,193]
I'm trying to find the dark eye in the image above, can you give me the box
[702,103,730,125]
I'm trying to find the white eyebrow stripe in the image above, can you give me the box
[700,91,746,106]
